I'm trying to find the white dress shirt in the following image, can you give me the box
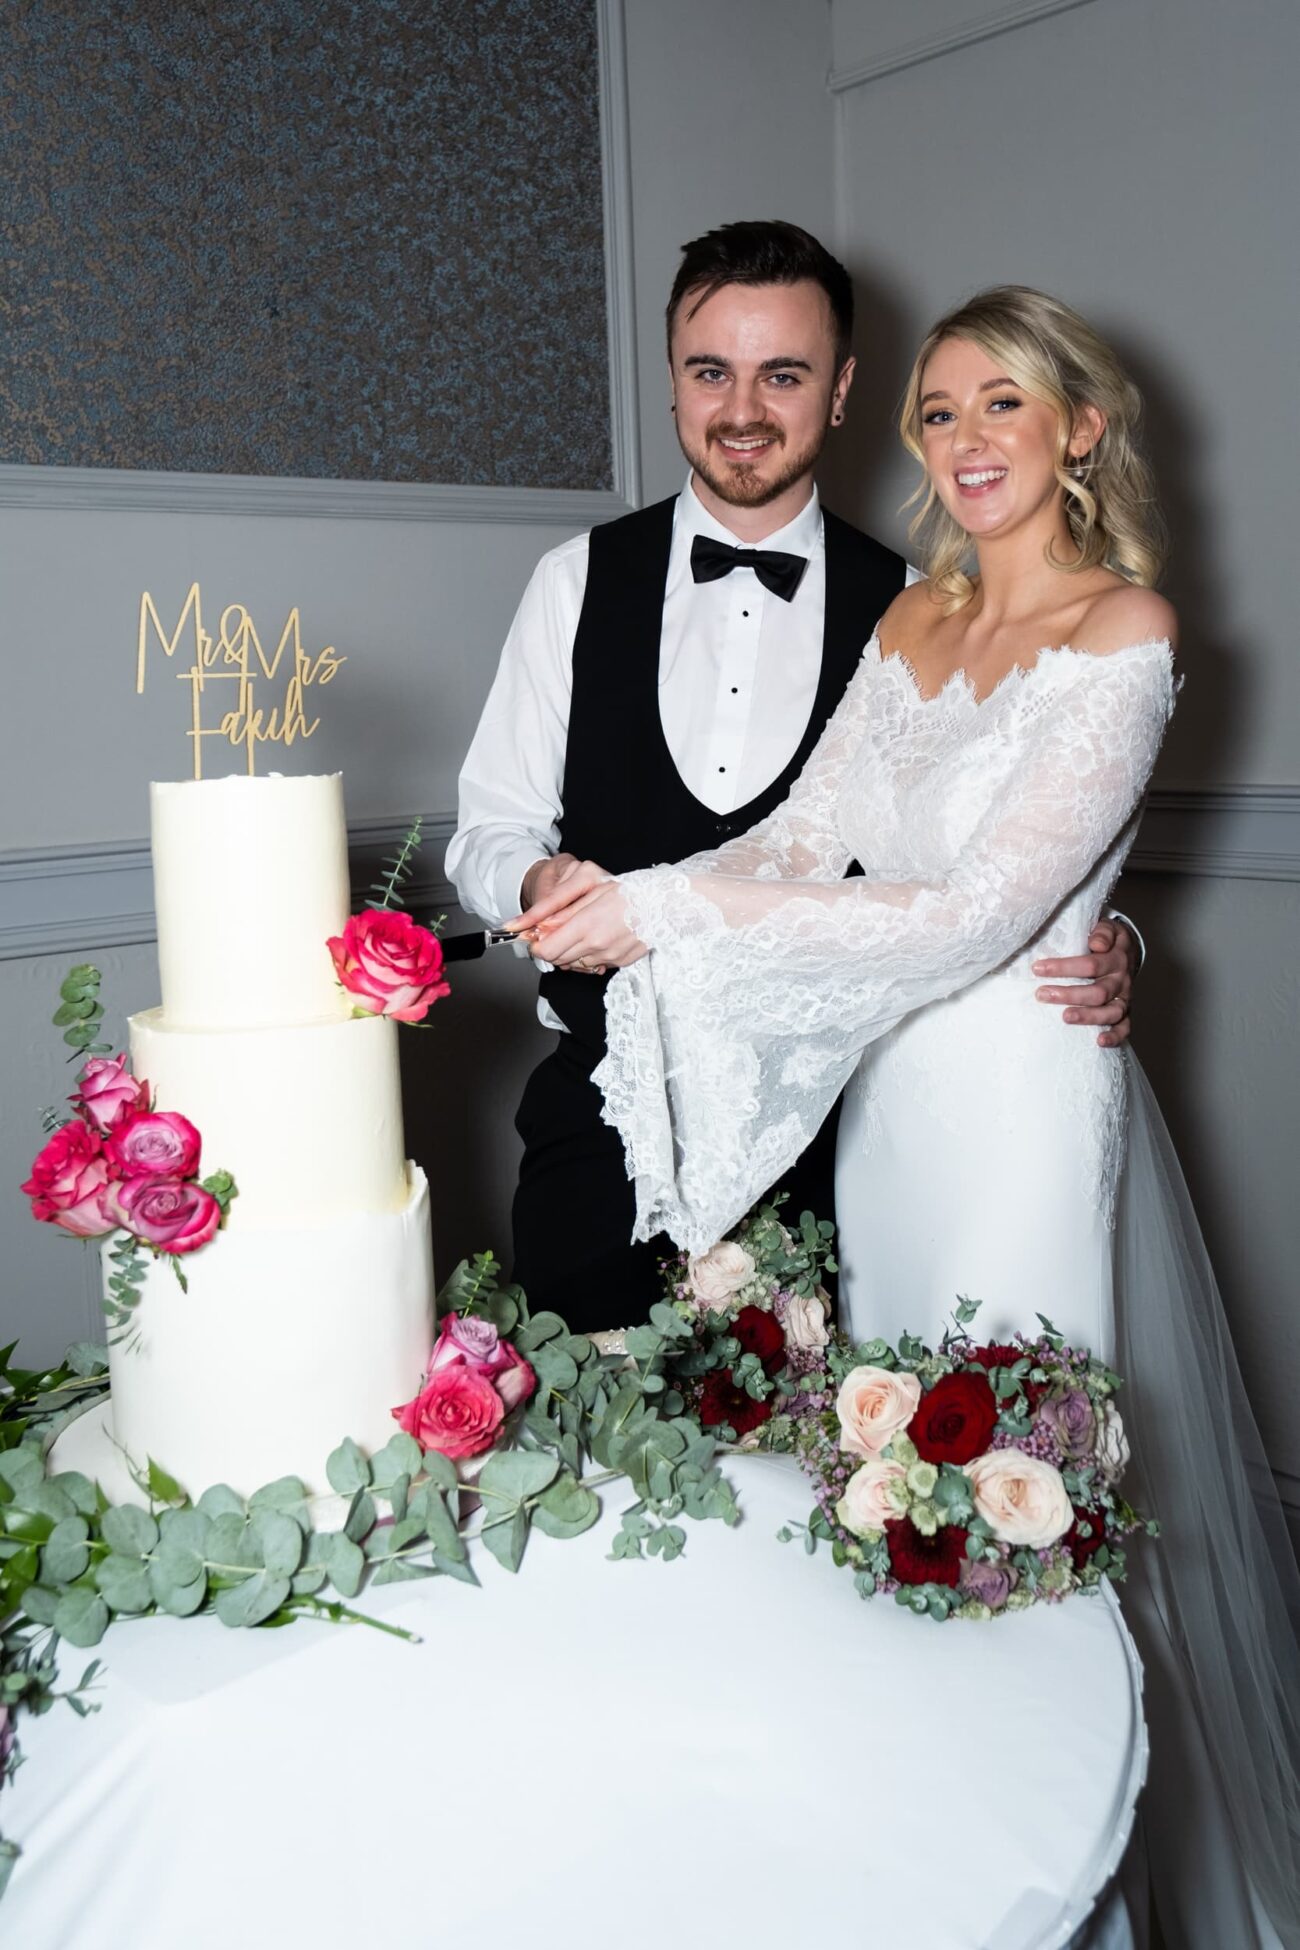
[447,476,916,932]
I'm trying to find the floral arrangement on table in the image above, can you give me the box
[660,1205,1152,1623]
[20,966,237,1340]
[328,816,450,1024]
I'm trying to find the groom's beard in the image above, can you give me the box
[681,416,828,510]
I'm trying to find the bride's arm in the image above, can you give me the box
[599,641,1176,1250]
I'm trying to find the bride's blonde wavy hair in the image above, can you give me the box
[899,286,1165,612]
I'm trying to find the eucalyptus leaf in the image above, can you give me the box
[419,1450,458,1493]
[327,1535,366,1599]
[249,1510,304,1578]
[480,1506,529,1574]
[420,1488,466,1562]
[533,1477,600,1541]
[101,1504,159,1556]
[372,1558,436,1585]
[52,1587,110,1647]
[477,1451,559,1503]
[48,1470,99,1516]
[40,1516,91,1584]
[213,1571,292,1628]
[196,1483,246,1519]
[343,1490,377,1544]
[249,1476,308,1516]
[96,1553,153,1613]
[326,1438,371,1496]
[514,1311,566,1354]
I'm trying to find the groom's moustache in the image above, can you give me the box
[708,421,785,446]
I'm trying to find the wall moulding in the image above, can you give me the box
[3,788,1298,964]
[828,0,1099,94]
[0,0,638,526]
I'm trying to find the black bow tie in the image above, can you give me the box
[690,533,808,603]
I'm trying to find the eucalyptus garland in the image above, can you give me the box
[0,1253,739,1892]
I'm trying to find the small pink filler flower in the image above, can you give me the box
[327,910,450,1024]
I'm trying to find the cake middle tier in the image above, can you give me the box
[129,1008,408,1226]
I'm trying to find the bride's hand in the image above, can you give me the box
[507,857,612,934]
[516,878,648,973]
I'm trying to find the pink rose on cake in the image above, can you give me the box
[72,1054,149,1133]
[327,910,450,1024]
[113,1176,223,1255]
[105,1110,202,1181]
[22,1123,118,1237]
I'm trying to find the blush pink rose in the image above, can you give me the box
[72,1054,149,1134]
[392,1364,505,1460]
[106,1110,202,1181]
[836,1457,908,1537]
[966,1450,1073,1549]
[114,1176,222,1254]
[426,1313,536,1413]
[836,1365,924,1460]
[22,1123,117,1237]
[327,910,450,1024]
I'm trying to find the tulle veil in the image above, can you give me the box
[1115,1059,1300,1950]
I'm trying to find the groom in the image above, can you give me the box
[447,221,1137,1330]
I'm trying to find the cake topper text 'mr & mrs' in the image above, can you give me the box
[137,583,346,779]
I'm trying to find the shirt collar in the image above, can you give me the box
[675,473,823,556]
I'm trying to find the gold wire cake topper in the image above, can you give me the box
[136,583,347,779]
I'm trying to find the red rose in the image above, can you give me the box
[72,1054,149,1134]
[1065,1506,1107,1568]
[699,1369,774,1438]
[733,1305,785,1376]
[393,1364,505,1461]
[22,1122,117,1236]
[115,1176,222,1254]
[966,1343,1024,1371]
[909,1371,998,1466]
[106,1110,202,1180]
[327,910,450,1024]
[885,1515,970,1589]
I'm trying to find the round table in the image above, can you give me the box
[2,1453,1145,1949]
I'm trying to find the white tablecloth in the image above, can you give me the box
[2,1454,1144,1950]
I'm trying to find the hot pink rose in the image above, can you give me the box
[327,910,450,1024]
[392,1364,505,1460]
[426,1313,537,1413]
[114,1176,221,1254]
[72,1054,149,1134]
[106,1110,202,1181]
[22,1123,117,1237]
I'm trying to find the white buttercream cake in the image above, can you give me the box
[95,774,435,1496]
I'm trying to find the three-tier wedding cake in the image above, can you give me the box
[68,774,435,1498]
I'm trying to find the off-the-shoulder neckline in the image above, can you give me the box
[867,631,1174,711]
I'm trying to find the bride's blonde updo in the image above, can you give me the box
[898,285,1165,613]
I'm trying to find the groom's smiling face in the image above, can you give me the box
[669,279,853,518]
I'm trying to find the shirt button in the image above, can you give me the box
[742,610,750,617]
[730,687,738,694]
[718,766,726,773]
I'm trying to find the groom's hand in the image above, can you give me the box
[519,852,583,911]
[508,859,648,972]
[1033,918,1136,1049]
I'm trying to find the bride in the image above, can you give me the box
[512,286,1300,1949]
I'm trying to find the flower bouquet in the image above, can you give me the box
[656,1204,1153,1622]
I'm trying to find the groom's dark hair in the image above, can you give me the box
[666,220,854,370]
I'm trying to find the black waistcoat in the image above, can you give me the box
[541,494,906,1047]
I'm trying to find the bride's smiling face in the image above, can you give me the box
[918,336,1099,541]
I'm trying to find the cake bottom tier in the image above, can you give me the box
[102,1165,434,1498]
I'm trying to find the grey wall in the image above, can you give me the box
[824,0,1300,1535]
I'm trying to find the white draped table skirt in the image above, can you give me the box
[2,1454,1144,1950]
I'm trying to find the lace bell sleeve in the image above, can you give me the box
[596,641,1176,1251]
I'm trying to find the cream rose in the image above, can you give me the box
[1095,1402,1130,1484]
[836,1457,908,1537]
[687,1240,756,1309]
[966,1450,1073,1549]
[784,1286,830,1351]
[836,1365,923,1460]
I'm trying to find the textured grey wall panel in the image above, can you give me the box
[0,0,611,489]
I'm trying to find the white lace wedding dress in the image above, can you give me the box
[595,633,1300,1950]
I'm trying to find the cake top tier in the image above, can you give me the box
[151,773,351,1030]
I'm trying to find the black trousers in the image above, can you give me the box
[511,1030,841,1333]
